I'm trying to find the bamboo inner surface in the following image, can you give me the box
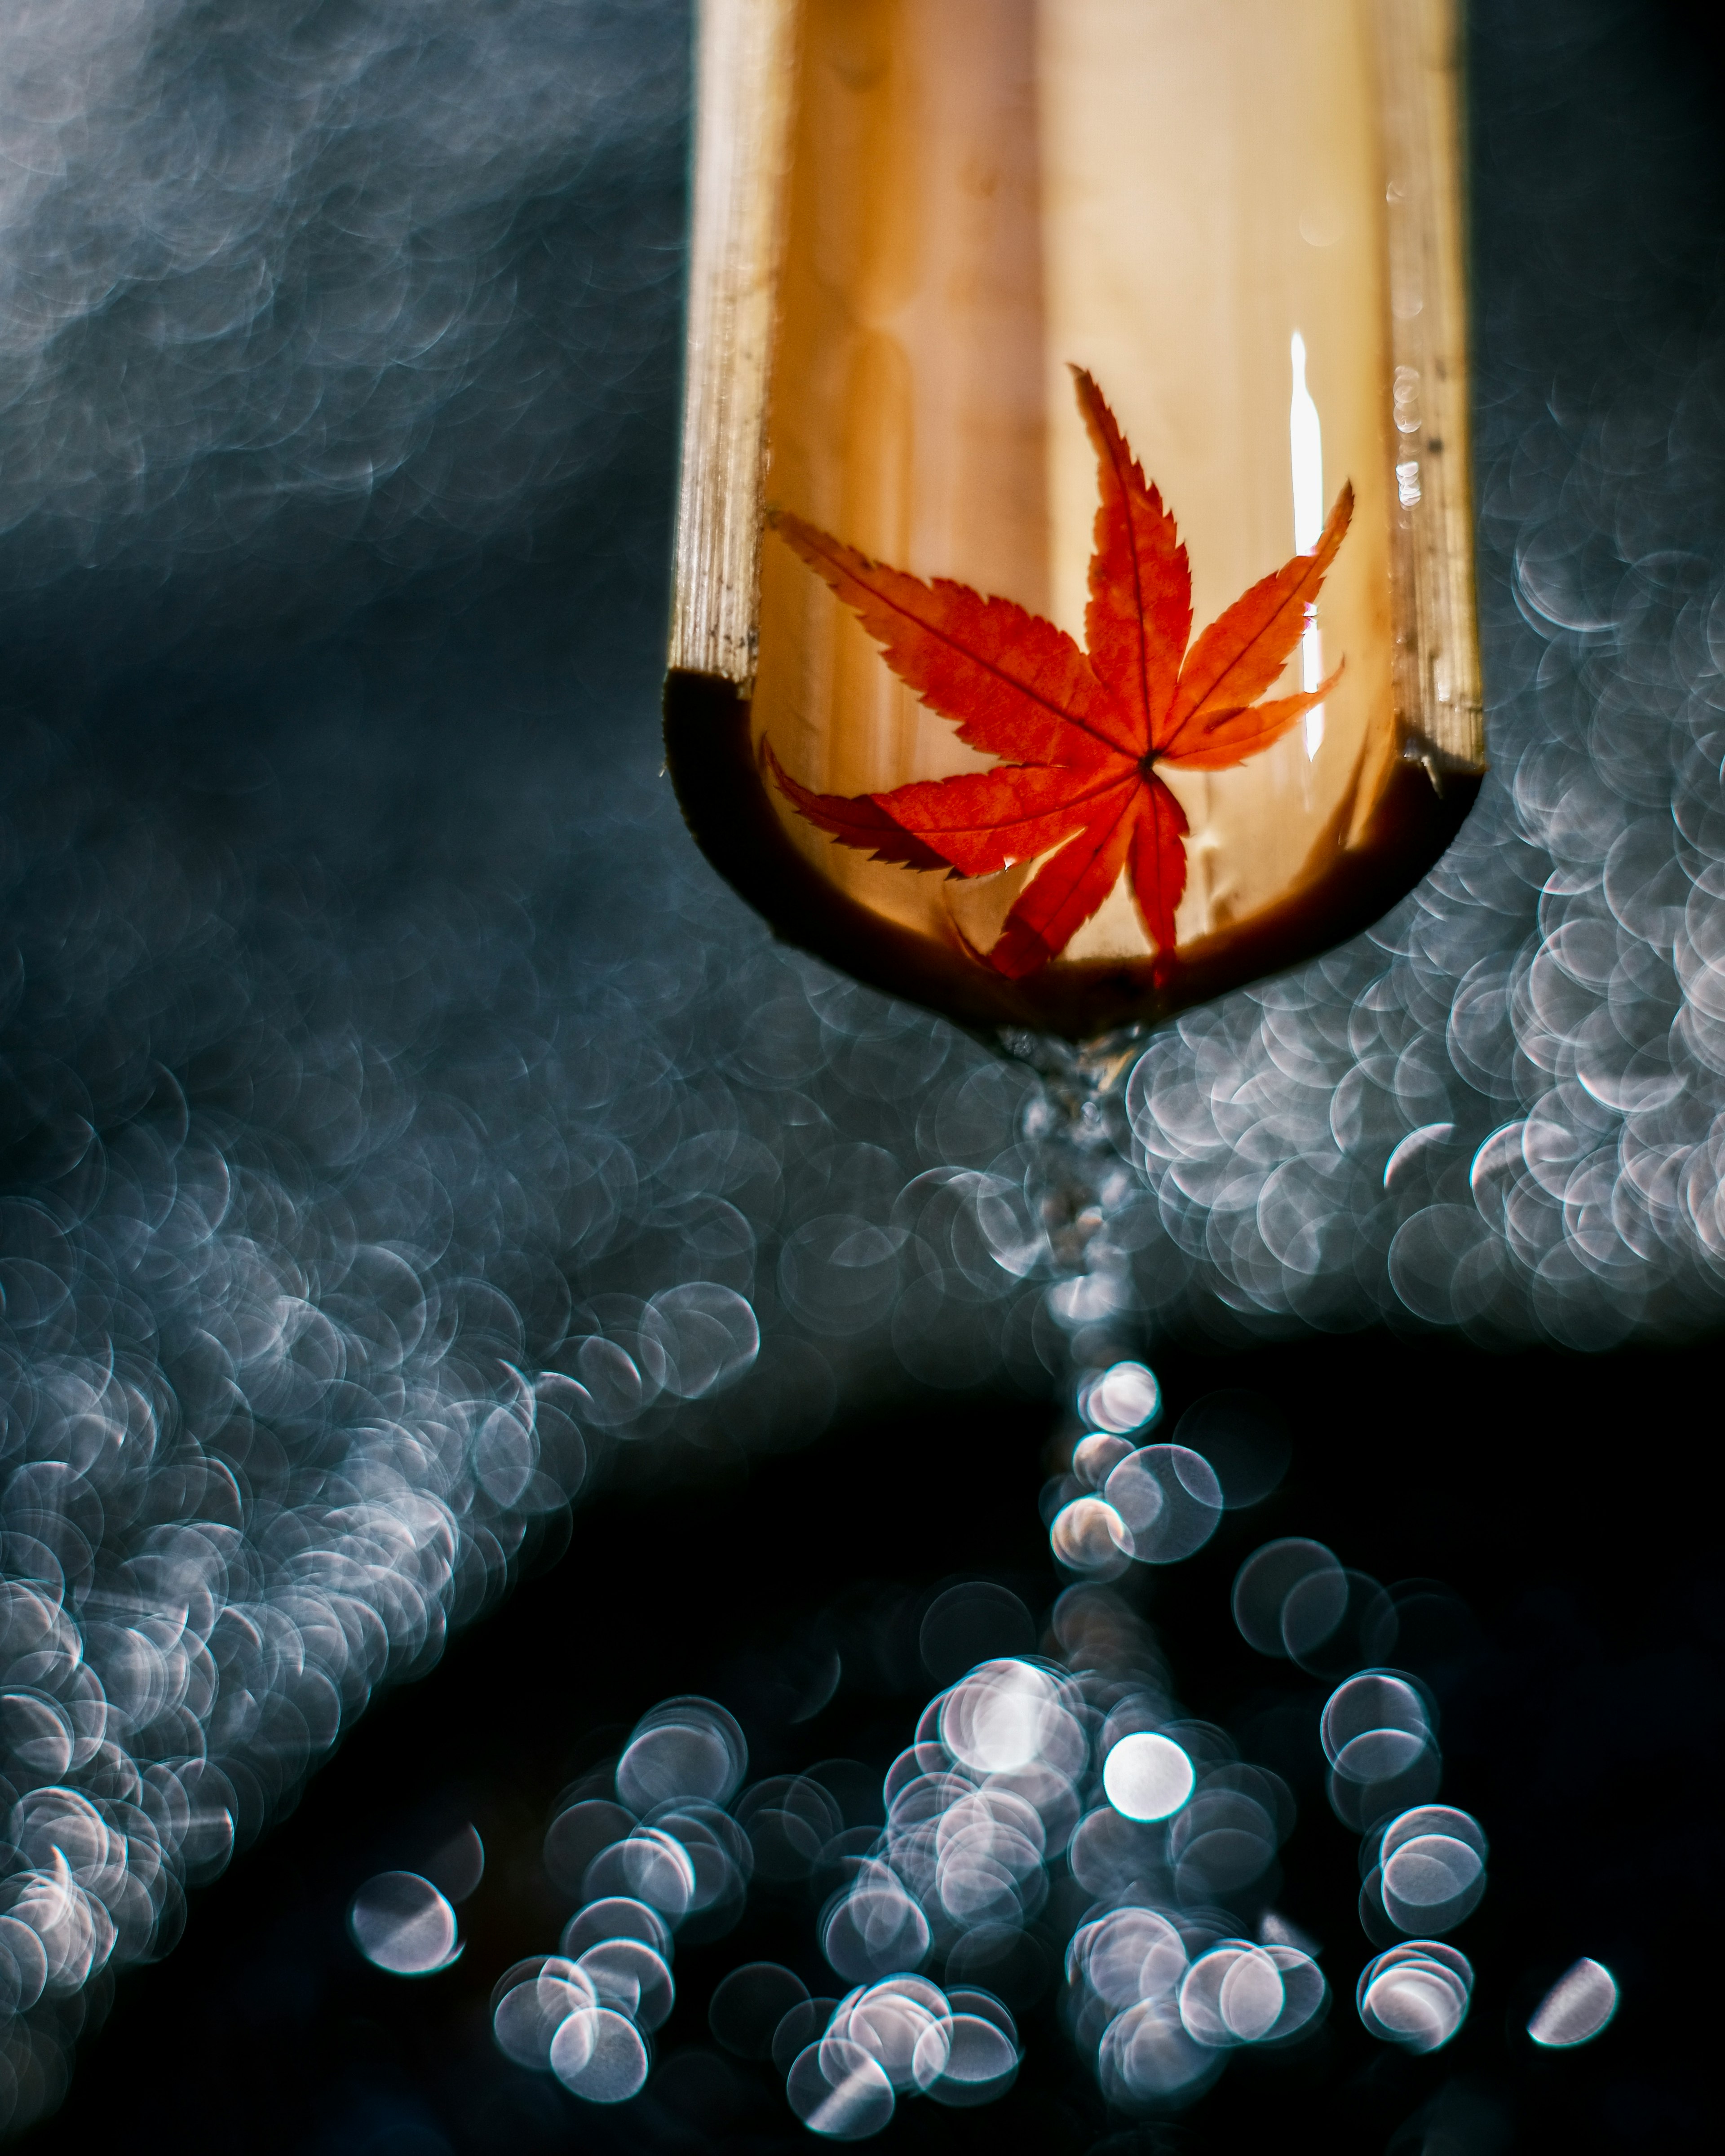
[747,0,1465,974]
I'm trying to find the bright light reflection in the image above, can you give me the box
[551,2006,650,2102]
[1102,1732,1194,1822]
[787,2036,896,2138]
[1529,1957,1619,2048]
[1080,1361,1162,1434]
[471,1512,1473,2131]
[1290,330,1326,757]
[1321,1672,1432,1783]
[348,1871,458,1975]
[1051,1495,1131,1576]
[1358,1942,1473,2054]
[926,2014,1018,2107]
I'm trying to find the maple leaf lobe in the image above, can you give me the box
[1070,365,1191,755]
[763,374,1353,978]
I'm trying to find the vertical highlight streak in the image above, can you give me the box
[1290,332,1326,757]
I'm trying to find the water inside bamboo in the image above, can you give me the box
[671,0,1478,1037]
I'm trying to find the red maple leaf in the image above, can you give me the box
[765,368,1353,979]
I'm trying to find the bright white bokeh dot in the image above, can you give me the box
[348,1871,457,1975]
[1050,1496,1130,1577]
[1102,1732,1194,1822]
[1529,1958,1619,2048]
[1082,1361,1162,1435]
[551,2006,649,2102]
